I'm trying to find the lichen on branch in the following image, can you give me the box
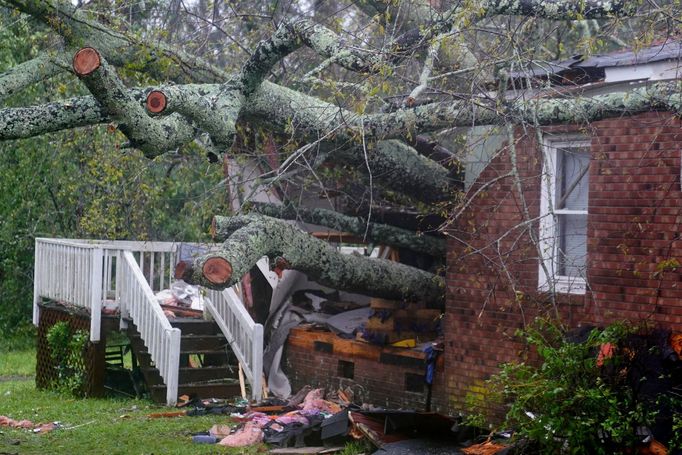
[185,214,445,304]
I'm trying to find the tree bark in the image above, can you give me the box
[186,214,445,304]
[0,52,69,101]
[248,202,446,257]
[72,48,196,157]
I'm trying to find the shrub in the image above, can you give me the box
[490,320,658,454]
[46,321,89,396]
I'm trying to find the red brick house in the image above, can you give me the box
[444,41,682,413]
[265,42,682,418]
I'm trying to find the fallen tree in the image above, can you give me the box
[249,202,446,257]
[1,0,676,304]
[176,214,444,304]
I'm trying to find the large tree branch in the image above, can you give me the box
[146,82,244,150]
[362,81,682,138]
[240,19,386,95]
[2,0,230,84]
[0,51,70,101]
[143,82,454,198]
[2,81,680,198]
[72,48,195,157]
[479,0,638,19]
[182,214,444,304]
[0,95,107,139]
[3,80,681,151]
[337,139,454,200]
[249,202,445,257]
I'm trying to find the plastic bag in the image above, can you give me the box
[155,280,209,311]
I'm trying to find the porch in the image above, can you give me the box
[32,238,272,406]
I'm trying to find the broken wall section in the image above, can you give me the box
[284,327,447,413]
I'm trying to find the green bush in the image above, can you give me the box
[46,322,89,396]
[490,320,655,454]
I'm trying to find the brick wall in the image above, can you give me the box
[445,112,682,417]
[283,328,448,412]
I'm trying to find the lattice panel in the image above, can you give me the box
[36,303,106,397]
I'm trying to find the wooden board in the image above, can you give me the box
[288,327,438,364]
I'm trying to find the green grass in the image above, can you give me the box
[0,379,268,455]
[0,342,365,455]
[0,347,36,377]
[0,345,265,454]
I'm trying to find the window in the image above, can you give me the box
[404,373,424,393]
[337,360,354,379]
[539,136,590,294]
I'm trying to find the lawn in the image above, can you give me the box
[1,346,368,455]
[0,346,264,455]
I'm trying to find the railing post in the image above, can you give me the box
[89,248,103,342]
[116,251,128,330]
[252,323,264,402]
[32,240,42,326]
[166,328,181,406]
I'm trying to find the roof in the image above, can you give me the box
[510,40,682,85]
[578,40,682,68]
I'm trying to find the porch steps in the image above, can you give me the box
[125,317,242,403]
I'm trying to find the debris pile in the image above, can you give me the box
[181,387,518,454]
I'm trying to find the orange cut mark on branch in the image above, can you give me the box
[73,47,101,76]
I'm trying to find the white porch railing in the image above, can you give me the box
[32,238,104,340]
[205,288,263,402]
[119,251,181,405]
[33,238,266,405]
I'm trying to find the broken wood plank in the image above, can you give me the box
[262,372,269,399]
[238,363,246,399]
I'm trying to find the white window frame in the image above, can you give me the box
[538,135,590,295]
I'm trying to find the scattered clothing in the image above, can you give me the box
[218,421,264,447]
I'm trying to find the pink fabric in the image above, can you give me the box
[218,421,263,447]
[0,416,35,429]
[244,411,271,427]
[301,388,324,409]
[0,415,57,433]
[302,399,341,414]
[300,390,341,414]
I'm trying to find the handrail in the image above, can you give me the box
[35,237,217,252]
[119,251,180,406]
[205,288,263,402]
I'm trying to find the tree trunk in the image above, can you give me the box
[183,215,444,304]
[249,203,445,257]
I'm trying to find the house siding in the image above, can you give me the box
[444,112,682,417]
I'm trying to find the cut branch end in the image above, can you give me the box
[174,260,193,281]
[73,47,102,77]
[202,257,233,285]
[146,90,167,114]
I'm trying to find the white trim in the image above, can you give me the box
[539,135,590,295]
